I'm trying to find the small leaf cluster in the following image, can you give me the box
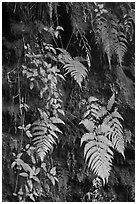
[11,144,58,201]
[22,42,66,161]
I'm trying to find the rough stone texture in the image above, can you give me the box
[116,66,135,111]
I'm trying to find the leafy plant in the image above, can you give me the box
[80,94,125,184]
[2,2,134,202]
[94,5,128,68]
[11,144,59,201]
[23,42,65,162]
[31,113,63,162]
[58,48,88,88]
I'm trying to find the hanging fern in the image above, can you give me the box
[114,30,127,66]
[80,94,125,184]
[94,9,128,68]
[58,48,87,87]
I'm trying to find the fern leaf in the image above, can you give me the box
[124,129,132,145]
[111,109,124,120]
[107,93,115,111]
[80,119,95,132]
[83,110,92,118]
[84,140,95,158]
[48,130,58,139]
[95,13,128,67]
[103,114,123,129]
[115,31,127,66]
[98,124,112,136]
[95,15,114,68]
[111,129,124,157]
[48,123,63,134]
[57,48,87,87]
[31,119,62,161]
[57,48,72,64]
[85,103,100,119]
[87,147,98,166]
[104,114,124,157]
[81,132,113,184]
[51,117,65,124]
[32,131,46,136]
[33,135,56,145]
[123,14,134,41]
[34,138,53,149]
[81,95,125,184]
[64,60,87,87]
[81,132,94,146]
[88,96,99,103]
[112,118,123,128]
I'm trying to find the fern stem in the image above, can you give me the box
[17,61,25,152]
[65,29,74,50]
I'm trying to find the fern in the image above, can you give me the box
[123,13,135,42]
[81,132,113,184]
[103,111,124,157]
[114,30,127,66]
[107,93,115,111]
[31,116,63,162]
[58,48,87,87]
[94,11,127,68]
[80,94,125,184]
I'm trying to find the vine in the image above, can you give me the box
[2,2,134,202]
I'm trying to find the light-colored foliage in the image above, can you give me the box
[94,5,128,68]
[80,94,125,184]
[58,48,88,87]
[31,116,63,162]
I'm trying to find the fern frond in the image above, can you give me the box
[81,94,125,184]
[94,15,114,68]
[58,49,87,87]
[94,13,128,67]
[115,31,127,66]
[31,119,62,161]
[107,93,115,111]
[123,13,135,42]
[81,132,113,185]
[64,60,87,87]
[103,111,124,157]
